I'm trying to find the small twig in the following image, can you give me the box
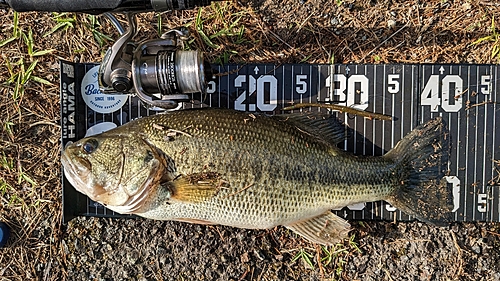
[167,128,192,138]
[237,266,250,281]
[224,183,254,199]
[466,100,494,109]
[455,88,469,99]
[281,247,316,253]
[450,231,464,279]
[486,230,500,237]
[211,225,225,242]
[266,29,307,59]
[297,14,313,33]
[386,239,432,245]
[29,121,60,128]
[152,123,164,130]
[358,23,409,63]
[383,268,395,281]
[479,1,500,6]
[315,245,325,277]
[213,64,246,77]
[282,103,394,121]
[257,264,267,281]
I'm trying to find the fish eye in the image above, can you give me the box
[144,150,154,163]
[82,139,99,154]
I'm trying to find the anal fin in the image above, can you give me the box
[285,212,350,245]
[167,172,224,203]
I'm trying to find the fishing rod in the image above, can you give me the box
[0,0,218,109]
[0,0,212,14]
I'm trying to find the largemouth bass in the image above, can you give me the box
[61,108,453,245]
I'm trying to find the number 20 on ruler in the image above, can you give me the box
[206,75,279,111]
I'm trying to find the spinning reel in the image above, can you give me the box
[99,13,210,109]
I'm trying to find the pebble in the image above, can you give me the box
[240,252,250,263]
[472,244,482,254]
[126,250,139,264]
[387,19,397,29]
[253,249,266,261]
[159,255,167,265]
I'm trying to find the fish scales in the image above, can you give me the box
[62,108,453,245]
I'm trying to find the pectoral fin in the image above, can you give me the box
[285,212,350,245]
[166,172,224,203]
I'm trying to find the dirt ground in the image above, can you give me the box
[1,0,500,280]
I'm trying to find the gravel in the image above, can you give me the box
[64,217,500,280]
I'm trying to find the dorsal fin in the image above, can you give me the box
[273,112,349,144]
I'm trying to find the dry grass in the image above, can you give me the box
[0,0,499,280]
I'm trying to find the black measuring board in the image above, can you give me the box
[60,61,500,223]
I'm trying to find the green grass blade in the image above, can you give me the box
[31,49,55,57]
[27,28,34,56]
[30,75,53,85]
[195,7,220,49]
[492,44,500,59]
[23,60,38,84]
[20,30,31,55]
[44,21,73,37]
[471,35,493,46]
[13,72,22,100]
[0,36,17,47]
[20,173,37,186]
[300,54,313,63]
[13,11,19,37]
[492,16,496,35]
[157,14,163,37]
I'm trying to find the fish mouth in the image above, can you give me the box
[61,149,144,212]
[61,150,94,195]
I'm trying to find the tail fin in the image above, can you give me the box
[384,117,453,225]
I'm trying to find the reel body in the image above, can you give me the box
[99,13,208,109]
